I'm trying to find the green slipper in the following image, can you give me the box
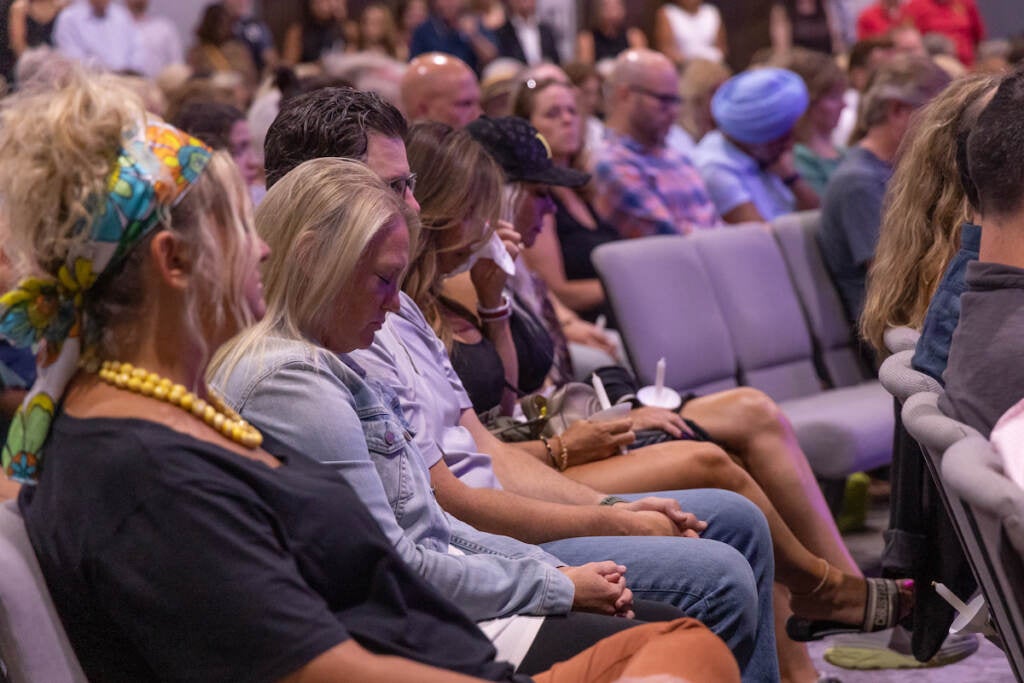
[824,627,979,670]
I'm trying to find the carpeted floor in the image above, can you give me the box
[807,501,1016,682]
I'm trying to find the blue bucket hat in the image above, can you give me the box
[712,68,809,145]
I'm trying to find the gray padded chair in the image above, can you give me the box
[591,235,741,396]
[689,225,893,478]
[943,435,1024,683]
[898,391,1024,681]
[771,210,871,388]
[0,501,86,683]
[592,229,890,479]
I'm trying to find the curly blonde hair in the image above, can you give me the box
[0,68,257,380]
[860,73,999,354]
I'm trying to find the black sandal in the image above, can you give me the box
[787,575,908,642]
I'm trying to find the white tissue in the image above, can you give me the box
[444,231,517,278]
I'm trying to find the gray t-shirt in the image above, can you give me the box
[818,145,892,323]
[940,260,1024,437]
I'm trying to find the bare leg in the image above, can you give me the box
[564,440,868,625]
[775,583,820,683]
[682,387,860,577]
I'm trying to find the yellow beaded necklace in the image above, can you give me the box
[96,361,263,449]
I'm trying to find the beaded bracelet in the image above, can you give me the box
[540,435,557,468]
[555,436,570,471]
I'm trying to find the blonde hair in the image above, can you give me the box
[678,58,732,142]
[0,69,255,380]
[403,122,503,348]
[212,157,417,376]
[860,73,999,354]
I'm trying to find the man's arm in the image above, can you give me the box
[430,437,677,544]
[463,408,605,503]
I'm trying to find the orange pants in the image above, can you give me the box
[531,618,740,683]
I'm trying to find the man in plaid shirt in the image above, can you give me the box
[592,49,721,238]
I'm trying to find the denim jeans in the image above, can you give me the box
[541,488,779,683]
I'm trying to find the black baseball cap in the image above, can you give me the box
[466,116,590,188]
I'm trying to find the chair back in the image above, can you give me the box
[691,224,823,402]
[591,235,740,395]
[0,501,86,683]
[771,210,871,387]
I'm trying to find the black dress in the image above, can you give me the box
[553,193,621,322]
[21,414,532,683]
[782,0,833,54]
[24,12,54,49]
[591,28,629,61]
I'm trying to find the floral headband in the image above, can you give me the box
[0,121,212,483]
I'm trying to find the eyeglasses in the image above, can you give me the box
[629,86,683,108]
[387,172,417,197]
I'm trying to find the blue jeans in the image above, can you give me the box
[541,488,779,683]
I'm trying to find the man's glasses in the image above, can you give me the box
[630,86,683,108]
[388,172,417,197]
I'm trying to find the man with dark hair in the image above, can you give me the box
[264,87,418,213]
[941,69,1024,436]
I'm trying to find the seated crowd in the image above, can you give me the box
[0,1,1022,682]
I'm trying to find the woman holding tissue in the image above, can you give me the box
[411,116,916,676]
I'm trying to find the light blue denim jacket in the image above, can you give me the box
[213,335,573,620]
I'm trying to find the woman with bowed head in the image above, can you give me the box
[208,152,746,678]
[0,68,739,682]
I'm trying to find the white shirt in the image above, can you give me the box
[54,1,141,72]
[661,3,723,62]
[832,88,859,148]
[132,12,183,78]
[666,123,697,159]
[510,15,542,66]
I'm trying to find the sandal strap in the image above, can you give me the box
[862,578,901,632]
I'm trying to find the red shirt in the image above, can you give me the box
[904,0,985,65]
[857,3,909,39]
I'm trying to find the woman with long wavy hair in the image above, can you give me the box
[860,73,999,364]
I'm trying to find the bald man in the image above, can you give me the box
[591,49,720,239]
[401,52,483,128]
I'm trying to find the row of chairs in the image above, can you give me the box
[592,210,892,480]
[880,341,1024,682]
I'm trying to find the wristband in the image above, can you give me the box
[599,495,628,506]
[478,308,511,323]
[477,295,510,315]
